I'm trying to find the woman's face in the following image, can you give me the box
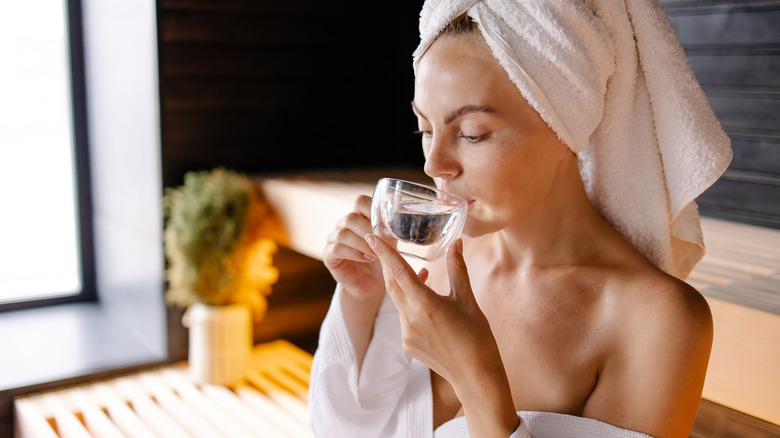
[413,33,571,237]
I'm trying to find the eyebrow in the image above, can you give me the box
[411,101,496,125]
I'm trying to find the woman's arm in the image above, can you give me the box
[582,279,713,437]
[339,284,386,370]
[321,195,386,369]
[312,195,428,437]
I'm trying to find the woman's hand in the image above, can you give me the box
[322,195,388,369]
[322,195,385,301]
[364,235,519,436]
[363,235,487,380]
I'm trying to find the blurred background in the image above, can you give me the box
[1,0,778,437]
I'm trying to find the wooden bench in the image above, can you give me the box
[14,340,314,438]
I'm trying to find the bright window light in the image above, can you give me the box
[0,0,82,304]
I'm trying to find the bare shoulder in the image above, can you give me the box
[612,267,713,341]
[584,266,713,437]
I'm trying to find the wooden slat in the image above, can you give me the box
[687,52,780,88]
[234,384,314,438]
[198,383,291,437]
[668,8,780,46]
[156,367,261,437]
[246,370,310,424]
[257,340,314,370]
[89,383,160,438]
[111,377,192,438]
[13,398,59,438]
[135,374,224,438]
[65,388,126,438]
[42,393,92,438]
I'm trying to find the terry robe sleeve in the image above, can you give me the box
[309,285,433,437]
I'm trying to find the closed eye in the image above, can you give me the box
[459,133,487,143]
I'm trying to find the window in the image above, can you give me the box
[0,0,94,310]
[0,0,166,393]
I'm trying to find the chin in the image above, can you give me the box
[462,221,491,239]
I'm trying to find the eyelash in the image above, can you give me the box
[413,130,487,143]
[460,134,487,143]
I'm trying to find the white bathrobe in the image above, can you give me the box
[309,287,652,438]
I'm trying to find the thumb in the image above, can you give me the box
[447,239,474,301]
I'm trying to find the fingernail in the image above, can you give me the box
[455,239,463,254]
[365,234,377,248]
[363,253,376,261]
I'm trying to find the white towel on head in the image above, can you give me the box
[413,0,733,279]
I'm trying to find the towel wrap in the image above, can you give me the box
[413,0,733,279]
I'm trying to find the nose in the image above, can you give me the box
[423,136,462,180]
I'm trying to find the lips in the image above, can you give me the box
[439,184,474,209]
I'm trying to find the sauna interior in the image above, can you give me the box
[1,1,779,437]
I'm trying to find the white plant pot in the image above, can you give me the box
[183,302,251,386]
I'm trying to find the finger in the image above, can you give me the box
[323,241,376,265]
[327,226,376,261]
[447,239,474,300]
[365,233,425,297]
[418,267,430,283]
[354,194,373,218]
[336,211,373,238]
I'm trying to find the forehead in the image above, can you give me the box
[413,34,520,115]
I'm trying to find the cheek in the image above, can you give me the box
[468,142,524,183]
[468,157,520,203]
[470,152,535,217]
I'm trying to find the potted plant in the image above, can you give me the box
[164,167,279,385]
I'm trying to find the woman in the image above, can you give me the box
[310,1,732,437]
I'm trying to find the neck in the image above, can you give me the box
[487,157,615,273]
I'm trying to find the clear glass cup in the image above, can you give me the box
[371,178,468,261]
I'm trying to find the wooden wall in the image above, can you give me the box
[660,0,780,229]
[157,0,426,189]
[156,0,779,338]
[157,0,427,357]
[158,0,780,229]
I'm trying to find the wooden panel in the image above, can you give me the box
[727,136,780,175]
[660,0,780,229]
[668,7,780,46]
[157,0,426,188]
[159,45,319,80]
[692,398,780,438]
[686,218,780,426]
[702,297,780,425]
[698,177,780,227]
[705,89,780,132]
[687,51,780,87]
